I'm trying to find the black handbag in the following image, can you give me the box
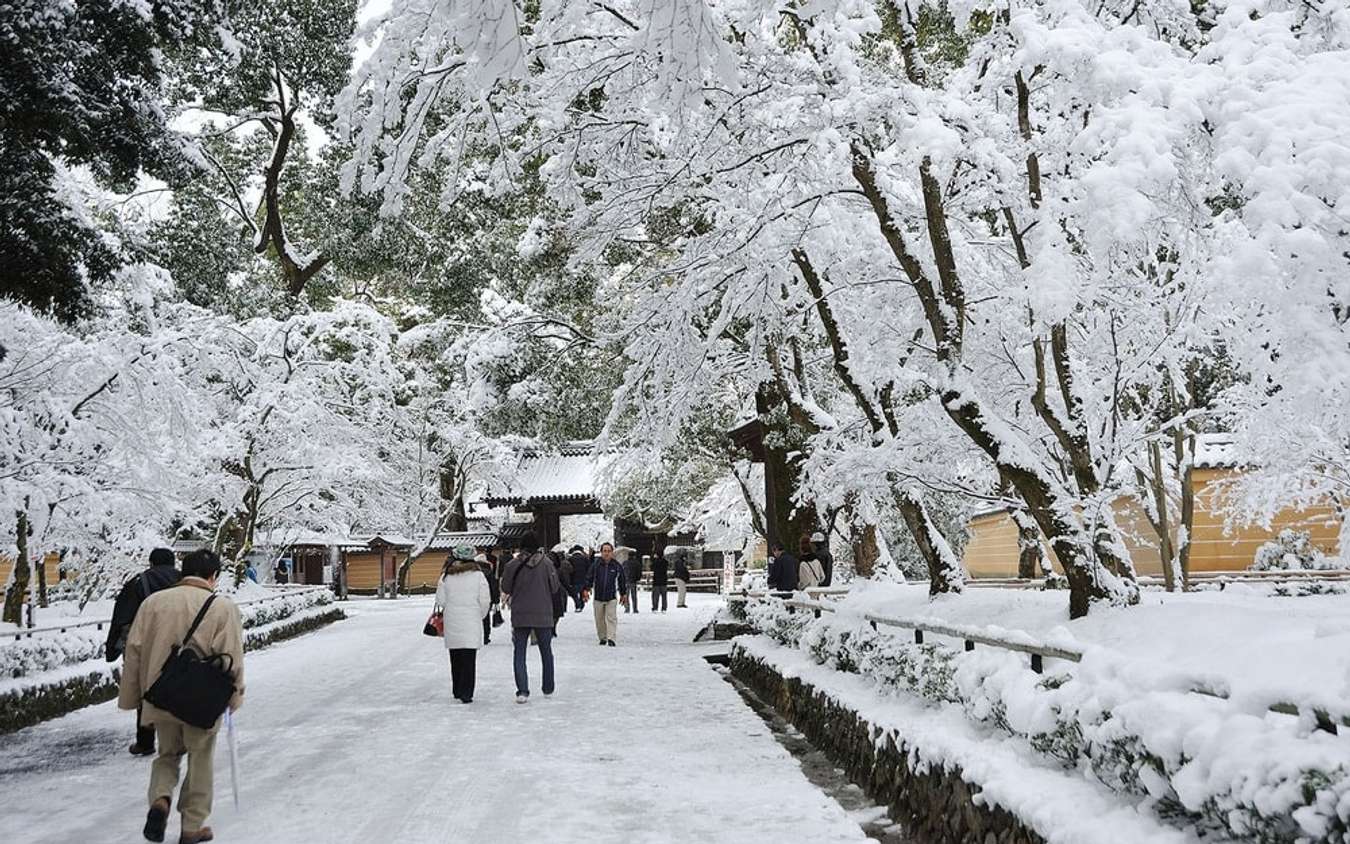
[491,609,504,628]
[143,596,236,729]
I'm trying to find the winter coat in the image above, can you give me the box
[622,554,643,586]
[500,551,563,629]
[436,562,492,649]
[477,561,501,605]
[816,548,834,587]
[117,577,245,731]
[768,552,799,592]
[673,556,692,582]
[651,556,669,588]
[106,562,182,661]
[798,556,825,590]
[587,559,627,602]
[568,552,592,592]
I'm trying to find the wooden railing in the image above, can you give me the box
[728,590,1349,735]
[0,586,331,641]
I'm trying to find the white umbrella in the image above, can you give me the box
[224,710,241,810]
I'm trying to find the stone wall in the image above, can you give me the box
[730,648,1045,844]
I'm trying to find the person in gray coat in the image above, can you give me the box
[500,543,564,703]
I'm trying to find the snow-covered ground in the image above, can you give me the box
[0,593,869,844]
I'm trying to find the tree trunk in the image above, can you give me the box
[35,546,48,607]
[756,381,815,552]
[895,488,963,594]
[1009,507,1046,579]
[3,510,31,625]
[853,522,880,579]
[1176,431,1195,589]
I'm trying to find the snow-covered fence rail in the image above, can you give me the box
[728,592,1350,735]
[0,586,331,641]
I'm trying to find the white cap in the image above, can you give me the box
[810,531,826,543]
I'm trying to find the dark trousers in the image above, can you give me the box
[625,582,639,611]
[135,704,155,750]
[512,627,555,697]
[572,587,586,612]
[651,585,667,611]
[449,648,477,701]
[482,614,492,644]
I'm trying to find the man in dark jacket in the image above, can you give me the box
[673,550,692,608]
[105,547,181,755]
[622,550,643,613]
[476,552,501,644]
[810,531,835,588]
[583,542,627,645]
[650,551,669,612]
[567,546,591,612]
[500,542,564,703]
[767,542,798,593]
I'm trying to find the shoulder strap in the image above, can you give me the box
[181,595,217,649]
[138,571,151,599]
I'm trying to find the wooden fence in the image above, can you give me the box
[728,590,1349,735]
[0,586,331,641]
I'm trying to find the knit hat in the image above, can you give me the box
[810,531,826,543]
[453,544,476,561]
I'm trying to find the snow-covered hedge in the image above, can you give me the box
[741,599,1350,844]
[1252,530,1337,572]
[0,588,334,681]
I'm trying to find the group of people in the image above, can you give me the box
[765,531,835,593]
[430,539,698,705]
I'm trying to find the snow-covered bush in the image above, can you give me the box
[0,628,105,679]
[740,598,1350,843]
[1251,530,1336,571]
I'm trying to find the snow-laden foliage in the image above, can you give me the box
[1251,530,1336,572]
[337,0,1350,614]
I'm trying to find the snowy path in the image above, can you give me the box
[0,594,869,844]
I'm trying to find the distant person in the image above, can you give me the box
[273,560,289,584]
[767,542,798,592]
[118,549,244,844]
[437,546,492,703]
[798,548,825,590]
[650,551,669,612]
[500,539,564,703]
[105,547,181,756]
[673,550,692,608]
[585,542,627,646]
[475,552,501,644]
[243,562,258,583]
[810,531,834,587]
[567,545,592,612]
[622,549,643,613]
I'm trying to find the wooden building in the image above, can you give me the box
[484,442,609,550]
[962,439,1342,578]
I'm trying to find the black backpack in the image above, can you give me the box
[143,596,236,729]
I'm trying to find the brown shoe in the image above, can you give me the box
[178,827,213,844]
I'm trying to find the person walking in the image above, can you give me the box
[500,541,564,703]
[106,547,182,756]
[622,549,643,613]
[475,552,501,645]
[650,551,669,612]
[810,531,835,587]
[567,545,592,612]
[437,546,492,704]
[584,542,626,646]
[117,549,245,844]
[672,550,692,608]
[767,542,798,593]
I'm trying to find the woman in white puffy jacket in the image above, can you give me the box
[436,545,492,703]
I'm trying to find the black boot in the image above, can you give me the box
[144,797,170,842]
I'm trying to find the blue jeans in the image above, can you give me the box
[512,627,555,697]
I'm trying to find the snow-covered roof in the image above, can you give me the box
[426,530,498,550]
[488,441,600,505]
[1193,433,1241,469]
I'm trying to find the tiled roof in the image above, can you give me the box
[488,441,602,505]
[426,530,499,550]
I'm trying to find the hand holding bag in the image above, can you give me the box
[143,596,236,729]
[423,604,444,637]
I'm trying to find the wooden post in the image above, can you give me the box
[1030,653,1044,674]
[914,629,924,645]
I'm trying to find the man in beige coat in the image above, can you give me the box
[119,550,245,844]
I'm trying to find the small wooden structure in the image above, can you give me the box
[484,442,610,549]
